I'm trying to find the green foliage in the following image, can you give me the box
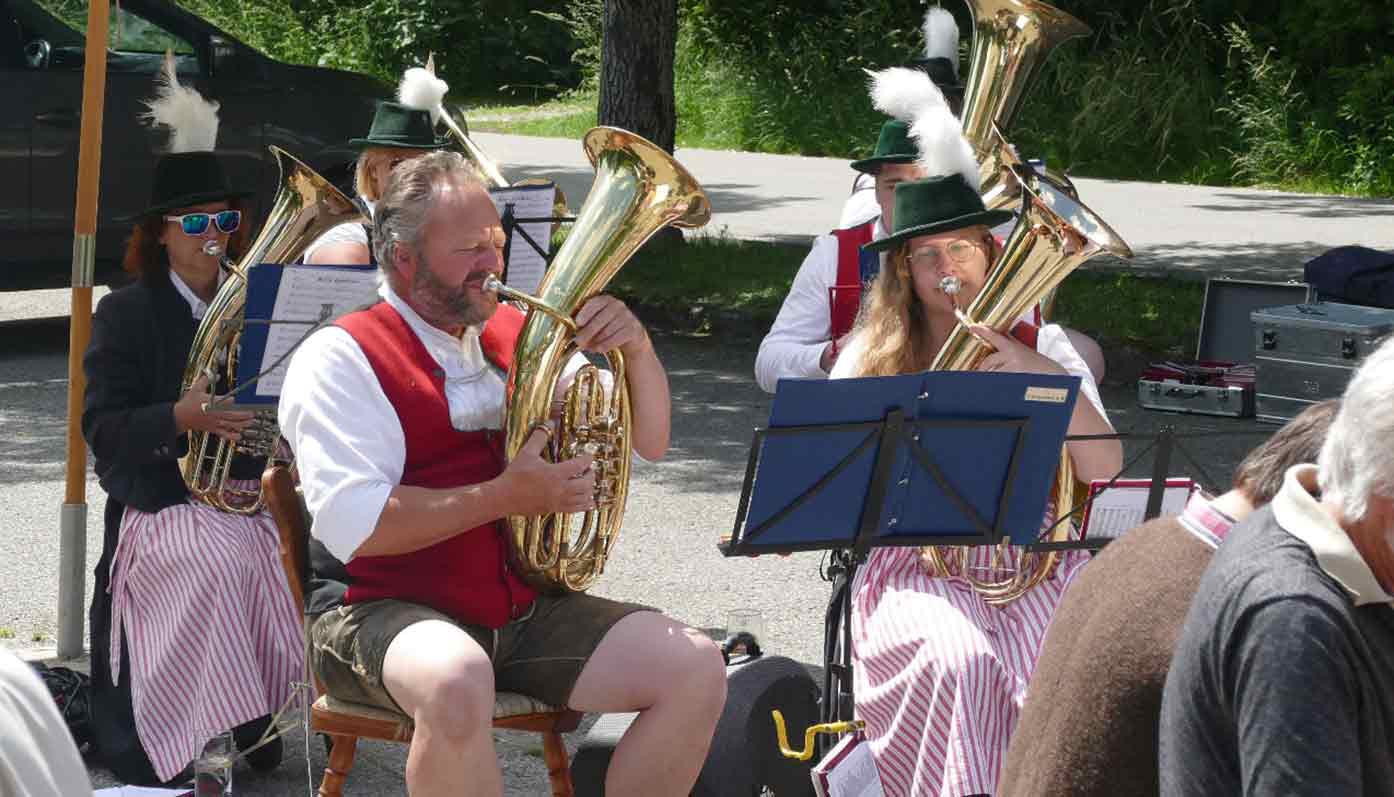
[173,0,584,103]
[1053,272,1204,356]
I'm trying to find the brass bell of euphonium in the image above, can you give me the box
[179,147,365,514]
[921,163,1132,604]
[959,0,1091,207]
[487,127,710,592]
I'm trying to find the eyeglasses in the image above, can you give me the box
[164,210,242,236]
[907,239,984,270]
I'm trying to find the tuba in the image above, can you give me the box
[919,163,1132,604]
[180,147,365,514]
[486,127,710,592]
[958,0,1091,209]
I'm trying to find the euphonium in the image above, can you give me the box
[179,147,365,514]
[959,0,1091,208]
[485,126,710,592]
[920,163,1132,604]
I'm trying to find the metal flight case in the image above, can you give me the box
[1137,278,1311,417]
[1251,302,1394,423]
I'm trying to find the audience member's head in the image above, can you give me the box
[1317,337,1394,525]
[1233,399,1340,506]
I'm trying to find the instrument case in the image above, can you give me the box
[1251,301,1394,423]
[1137,278,1311,417]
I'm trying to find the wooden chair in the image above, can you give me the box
[262,466,582,797]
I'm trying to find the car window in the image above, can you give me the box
[17,0,197,72]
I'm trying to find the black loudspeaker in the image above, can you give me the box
[571,654,821,796]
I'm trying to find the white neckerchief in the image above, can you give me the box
[378,282,506,431]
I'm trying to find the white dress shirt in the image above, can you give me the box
[754,219,888,393]
[830,322,1109,421]
[278,283,591,562]
[168,267,227,320]
[302,197,375,262]
[838,176,879,229]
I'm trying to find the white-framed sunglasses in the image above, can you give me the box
[164,210,242,236]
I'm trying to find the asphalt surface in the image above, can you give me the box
[476,132,1394,282]
[2,310,1274,795]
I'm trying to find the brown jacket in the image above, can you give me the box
[998,517,1214,797]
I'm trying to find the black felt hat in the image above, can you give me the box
[865,173,1014,251]
[129,152,252,220]
[348,101,450,149]
[850,120,920,174]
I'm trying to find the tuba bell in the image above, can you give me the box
[486,127,710,592]
[179,147,365,514]
[919,163,1132,604]
[958,0,1091,208]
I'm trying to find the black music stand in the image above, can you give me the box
[721,370,1081,756]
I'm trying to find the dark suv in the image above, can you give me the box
[1,0,387,289]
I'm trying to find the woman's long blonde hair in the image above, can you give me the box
[849,227,998,378]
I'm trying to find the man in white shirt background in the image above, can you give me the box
[279,150,726,797]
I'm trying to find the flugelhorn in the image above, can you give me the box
[493,127,710,592]
[179,147,365,514]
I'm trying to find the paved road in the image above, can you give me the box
[1,311,1275,794]
[476,132,1394,283]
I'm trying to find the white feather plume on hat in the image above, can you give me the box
[911,104,982,191]
[397,65,450,125]
[142,51,220,153]
[868,66,947,124]
[922,6,960,75]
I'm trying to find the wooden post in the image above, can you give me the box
[58,0,112,659]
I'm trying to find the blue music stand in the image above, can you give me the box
[721,369,1080,739]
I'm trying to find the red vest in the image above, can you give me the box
[335,301,537,629]
[829,219,878,342]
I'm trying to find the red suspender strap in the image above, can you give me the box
[1010,320,1040,350]
[829,220,877,343]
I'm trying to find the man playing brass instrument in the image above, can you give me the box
[279,151,726,796]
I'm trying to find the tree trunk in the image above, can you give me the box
[598,0,677,153]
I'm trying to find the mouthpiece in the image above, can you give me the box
[202,240,223,257]
[482,275,503,293]
[939,276,962,296]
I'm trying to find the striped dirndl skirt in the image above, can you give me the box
[850,541,1090,797]
[107,484,304,781]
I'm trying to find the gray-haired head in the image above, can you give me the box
[372,149,485,281]
[1317,335,1394,522]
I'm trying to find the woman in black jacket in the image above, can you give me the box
[82,90,304,783]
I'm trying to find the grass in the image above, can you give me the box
[0,628,14,640]
[612,236,1203,359]
[612,234,807,332]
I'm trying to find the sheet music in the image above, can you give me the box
[490,183,557,296]
[1082,480,1194,539]
[255,266,380,397]
[813,734,884,797]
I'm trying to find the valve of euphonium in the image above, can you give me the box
[496,126,710,592]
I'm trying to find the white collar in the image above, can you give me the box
[873,217,888,241]
[168,268,226,320]
[1273,464,1393,606]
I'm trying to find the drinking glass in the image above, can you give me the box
[193,729,234,796]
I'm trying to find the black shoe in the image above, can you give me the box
[232,715,283,772]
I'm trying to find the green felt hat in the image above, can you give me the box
[865,173,1015,251]
[850,120,920,174]
[348,101,450,149]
